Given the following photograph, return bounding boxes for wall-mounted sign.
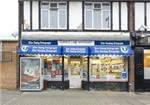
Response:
[95,41,130,45]
[63,46,89,55]
[90,45,132,56]
[18,45,61,55]
[21,40,58,45]
[58,41,94,46]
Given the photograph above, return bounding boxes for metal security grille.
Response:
[2,51,12,62]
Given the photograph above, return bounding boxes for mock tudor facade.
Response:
[17,0,150,91]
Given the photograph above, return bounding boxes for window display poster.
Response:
[90,57,128,81]
[44,58,62,81]
[20,57,42,91]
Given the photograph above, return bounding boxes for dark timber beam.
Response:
[19,0,150,2]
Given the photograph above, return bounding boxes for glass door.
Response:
[69,57,82,88]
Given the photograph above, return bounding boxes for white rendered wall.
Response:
[113,2,119,30]
[135,3,144,30]
[32,1,39,30]
[0,0,18,36]
[147,3,150,31]
[121,2,128,30]
[24,1,30,30]
[69,2,82,30]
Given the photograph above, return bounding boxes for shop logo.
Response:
[21,45,29,52]
[120,46,129,53]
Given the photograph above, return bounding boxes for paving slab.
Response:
[0,89,150,105]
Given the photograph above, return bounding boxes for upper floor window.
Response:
[84,2,110,30]
[41,2,67,29]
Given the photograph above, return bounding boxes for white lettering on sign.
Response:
[32,46,57,53]
[66,47,86,53]
[58,41,94,46]
[100,42,124,45]
[28,41,52,45]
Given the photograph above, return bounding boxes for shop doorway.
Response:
[69,57,82,88]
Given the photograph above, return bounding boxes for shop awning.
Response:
[63,46,89,56]
[18,45,62,55]
[90,46,132,56]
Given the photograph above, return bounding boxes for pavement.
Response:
[0,89,150,105]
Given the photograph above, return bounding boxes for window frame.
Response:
[84,2,111,30]
[41,2,67,30]
[89,56,128,82]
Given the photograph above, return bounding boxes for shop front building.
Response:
[18,0,133,91]
[18,36,132,91]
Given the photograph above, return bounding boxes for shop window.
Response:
[41,2,67,29]
[84,2,110,30]
[90,57,128,81]
[2,51,12,62]
[144,50,150,79]
[44,57,62,81]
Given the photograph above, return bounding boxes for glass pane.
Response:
[59,3,67,9]
[50,3,57,8]
[103,11,110,28]
[81,57,88,81]
[41,2,49,9]
[94,3,101,9]
[85,11,92,28]
[44,57,62,81]
[90,57,128,81]
[85,3,92,9]
[93,9,101,29]
[144,50,150,79]
[50,9,58,28]
[64,57,69,80]
[41,10,49,28]
[102,3,110,10]
[59,10,66,28]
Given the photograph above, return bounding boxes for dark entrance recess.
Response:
[134,47,144,91]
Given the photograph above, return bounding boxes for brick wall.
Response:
[0,41,18,89]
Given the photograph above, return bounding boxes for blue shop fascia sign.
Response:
[18,45,61,55]
[90,45,132,55]
[92,40,131,55]
[22,40,130,46]
[95,40,130,45]
[21,40,58,45]
[19,40,131,55]
[19,40,60,55]
[63,46,89,55]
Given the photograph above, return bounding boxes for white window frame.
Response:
[41,2,67,29]
[84,2,111,30]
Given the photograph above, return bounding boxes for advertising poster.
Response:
[20,57,42,91]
